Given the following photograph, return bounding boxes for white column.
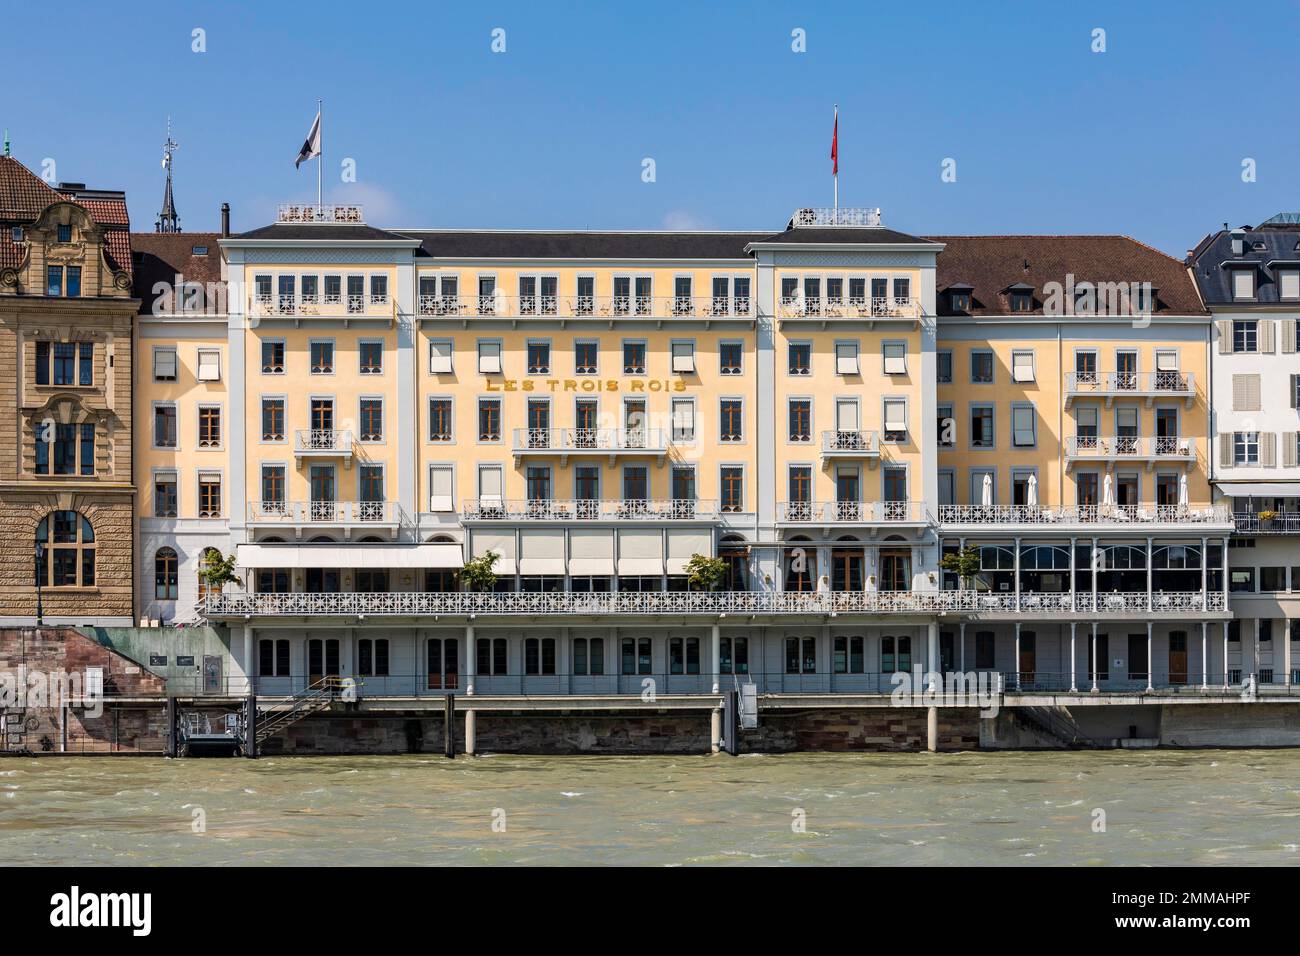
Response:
[1145,536,1153,612]
[1146,621,1153,692]
[1286,620,1294,688]
[1069,536,1077,611]
[1200,536,1208,604]
[959,622,966,672]
[1253,617,1261,684]
[1069,622,1077,692]
[1013,536,1021,613]
[1014,622,1021,690]
[1091,536,1098,611]
[243,626,254,697]
[927,621,939,691]
[465,624,475,695]
[710,623,721,694]
[1090,622,1099,693]
[1201,622,1208,691]
[1222,621,1230,689]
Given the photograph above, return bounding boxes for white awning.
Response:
[518,558,566,575]
[237,543,463,570]
[568,557,614,576]
[1214,481,1300,497]
[665,556,693,575]
[617,558,664,576]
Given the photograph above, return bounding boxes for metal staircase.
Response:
[1013,706,1104,749]
[254,676,347,747]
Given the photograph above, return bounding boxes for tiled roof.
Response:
[404,230,768,260]
[131,232,224,310]
[235,222,413,242]
[747,226,937,246]
[0,232,24,271]
[928,235,1207,317]
[0,156,65,220]
[67,196,130,226]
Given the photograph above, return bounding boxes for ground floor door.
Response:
[202,655,222,694]
[1169,631,1188,685]
[1019,631,1036,686]
[427,638,459,690]
[308,638,340,687]
[1128,633,1148,683]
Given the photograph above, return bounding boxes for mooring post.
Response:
[465,708,476,756]
[165,697,178,758]
[926,706,938,753]
[710,707,721,754]
[444,693,455,758]
[244,693,258,759]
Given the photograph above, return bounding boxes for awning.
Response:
[518,558,566,575]
[665,556,695,575]
[1214,481,1300,497]
[567,558,614,576]
[617,558,664,576]
[237,543,463,570]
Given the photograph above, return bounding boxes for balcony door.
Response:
[310,466,336,522]
[307,638,340,687]
[1127,633,1148,683]
[528,400,550,448]
[1019,631,1036,685]
[624,400,646,447]
[879,549,911,592]
[575,399,598,448]
[835,399,859,441]
[1169,630,1188,685]
[311,398,334,433]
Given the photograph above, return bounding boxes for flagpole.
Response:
[317,98,323,211]
[833,104,838,223]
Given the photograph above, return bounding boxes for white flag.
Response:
[295,110,321,169]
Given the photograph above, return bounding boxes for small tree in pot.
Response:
[197,551,242,595]
[460,550,500,592]
[684,553,729,592]
[940,546,982,590]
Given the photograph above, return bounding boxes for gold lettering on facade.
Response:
[483,377,691,392]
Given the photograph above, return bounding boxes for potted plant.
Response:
[940,546,982,590]
[197,551,242,596]
[1258,509,1279,531]
[460,551,500,593]
[684,553,728,592]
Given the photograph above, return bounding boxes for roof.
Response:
[233,222,413,242]
[746,226,938,247]
[0,156,65,219]
[1188,223,1300,305]
[928,235,1206,317]
[131,232,224,309]
[404,230,768,260]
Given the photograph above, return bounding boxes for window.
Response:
[720,342,743,375]
[527,341,550,374]
[36,421,96,477]
[1260,567,1286,592]
[1232,269,1255,300]
[46,265,62,296]
[834,636,865,674]
[948,291,970,313]
[971,350,994,383]
[1234,431,1260,466]
[428,398,453,442]
[835,341,859,375]
[429,340,453,373]
[347,275,365,312]
[623,341,646,374]
[359,341,383,375]
[198,473,222,518]
[671,341,695,373]
[975,632,995,669]
[1009,289,1033,312]
[35,510,94,588]
[1012,405,1036,447]
[56,223,72,243]
[622,465,647,502]
[478,399,501,441]
[260,465,285,507]
[671,398,695,443]
[721,467,744,512]
[621,637,653,675]
[261,398,285,441]
[784,637,816,674]
[937,350,952,383]
[883,342,906,375]
[573,637,605,676]
[575,340,599,375]
[154,473,178,517]
[368,275,388,304]
[65,265,82,297]
[937,404,954,449]
[1233,320,1258,353]
[153,548,179,600]
[310,340,334,374]
[153,347,178,382]
[261,340,285,374]
[971,405,994,448]
[788,342,811,376]
[477,341,501,374]
[359,398,383,442]
[883,398,907,442]
[525,637,557,676]
[153,404,178,448]
[720,400,743,442]
[35,341,91,386]
[1280,270,1300,301]
[198,405,221,448]
[788,399,811,442]
[197,349,221,382]
[1011,350,1035,383]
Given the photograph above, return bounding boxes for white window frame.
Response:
[671,340,696,374]
[882,341,907,375]
[1011,403,1037,448]
[153,346,178,382]
[1011,350,1035,383]
[429,339,454,374]
[835,340,860,376]
[882,397,908,442]
[478,340,503,375]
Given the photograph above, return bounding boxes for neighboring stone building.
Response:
[0,155,137,625]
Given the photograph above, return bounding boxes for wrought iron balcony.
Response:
[253,293,393,321]
[1233,511,1300,534]
[778,500,928,524]
[778,296,922,320]
[293,429,354,466]
[1064,435,1195,466]
[938,504,1234,530]
[511,427,670,465]
[1064,371,1196,407]
[463,498,718,521]
[276,203,365,224]
[416,294,753,320]
[247,500,401,537]
[820,430,881,458]
[791,207,882,227]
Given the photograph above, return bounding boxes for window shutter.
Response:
[671,342,695,373]
[1285,434,1299,469]
[884,344,906,375]
[430,340,453,373]
[884,399,906,434]
[1011,352,1035,382]
[478,342,501,374]
[1233,373,1261,411]
[1217,320,1232,353]
[1260,319,1276,354]
[154,349,177,380]
[1292,374,1299,409]
[672,400,694,439]
[1283,320,1297,355]
[1155,350,1177,372]
[836,401,859,432]
[478,466,502,503]
[1261,431,1277,468]
[430,466,453,512]
[1219,433,1234,469]
[835,344,859,375]
[197,350,220,381]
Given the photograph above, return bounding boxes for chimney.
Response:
[220,202,230,238]
[1230,228,1245,257]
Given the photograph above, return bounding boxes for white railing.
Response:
[417,294,753,319]
[276,203,364,224]
[1065,371,1195,394]
[778,296,921,319]
[253,294,391,320]
[512,427,670,453]
[778,500,928,523]
[203,588,1226,619]
[791,207,882,227]
[960,591,1225,614]
[821,430,881,455]
[294,429,353,454]
[248,500,399,525]
[464,499,718,521]
[938,504,1233,526]
[1065,436,1195,460]
[1233,512,1300,534]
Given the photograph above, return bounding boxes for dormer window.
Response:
[1279,270,1300,301]
[1232,268,1256,301]
[57,224,71,243]
[192,245,208,256]
[10,227,23,242]
[950,292,969,312]
[1009,290,1033,312]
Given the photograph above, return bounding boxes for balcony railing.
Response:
[248,500,400,527]
[820,430,881,456]
[464,498,718,521]
[791,207,882,227]
[1064,436,1195,462]
[417,294,754,320]
[939,504,1234,527]
[1233,512,1300,534]
[778,296,922,319]
[203,588,1226,620]
[293,429,353,458]
[276,203,365,224]
[511,427,670,456]
[778,500,928,523]
[1065,371,1195,398]
[253,293,393,320]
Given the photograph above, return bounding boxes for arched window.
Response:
[196,547,221,601]
[784,537,816,592]
[35,510,95,587]
[155,547,179,600]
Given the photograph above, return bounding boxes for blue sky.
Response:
[3,0,1298,254]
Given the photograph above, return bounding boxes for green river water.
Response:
[1,750,1298,865]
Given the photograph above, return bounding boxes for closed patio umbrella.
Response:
[1027,473,1038,507]
[981,473,993,506]
[1178,472,1189,508]
[1103,473,1114,507]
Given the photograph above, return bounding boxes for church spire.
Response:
[156,118,180,233]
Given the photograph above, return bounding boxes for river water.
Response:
[2,750,1298,866]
